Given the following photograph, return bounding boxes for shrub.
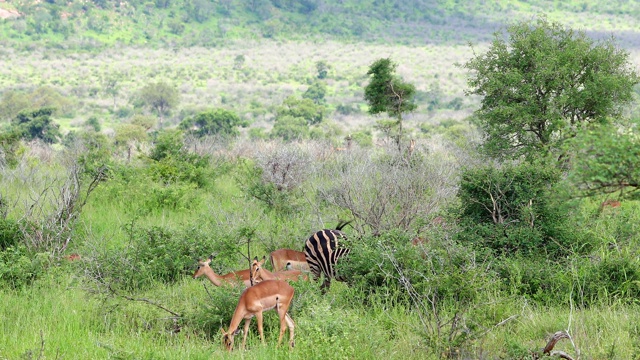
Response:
[456,161,585,258]
[0,219,22,251]
[0,245,49,289]
[86,225,215,291]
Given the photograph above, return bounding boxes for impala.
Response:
[192,255,254,287]
[251,257,309,283]
[221,279,295,351]
[269,249,310,272]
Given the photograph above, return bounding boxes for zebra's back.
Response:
[304,229,349,286]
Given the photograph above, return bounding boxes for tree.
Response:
[115,123,148,162]
[0,91,31,122]
[364,58,417,152]
[568,122,640,198]
[179,108,244,138]
[276,96,324,125]
[138,81,179,128]
[103,72,122,111]
[316,60,329,79]
[11,107,61,144]
[302,81,327,104]
[463,17,639,162]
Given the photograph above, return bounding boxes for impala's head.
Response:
[250,256,266,283]
[220,327,240,351]
[193,256,213,279]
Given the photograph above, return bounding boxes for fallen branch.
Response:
[542,331,575,360]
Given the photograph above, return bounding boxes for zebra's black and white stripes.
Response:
[303,222,350,289]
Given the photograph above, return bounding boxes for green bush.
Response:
[456,162,585,258]
[0,245,49,289]
[185,283,243,340]
[0,218,22,250]
[88,225,215,291]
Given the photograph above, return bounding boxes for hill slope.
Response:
[2,0,640,48]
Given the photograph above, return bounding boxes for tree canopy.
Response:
[179,108,244,138]
[364,58,417,150]
[11,107,61,144]
[137,81,180,127]
[463,17,639,162]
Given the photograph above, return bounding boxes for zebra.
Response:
[303,220,351,289]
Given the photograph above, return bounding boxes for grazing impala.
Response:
[192,255,253,287]
[269,249,310,272]
[251,257,309,283]
[221,280,295,351]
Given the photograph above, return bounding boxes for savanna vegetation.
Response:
[2,1,640,359]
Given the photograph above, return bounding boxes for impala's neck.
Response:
[227,302,249,334]
[258,267,277,281]
[202,267,224,286]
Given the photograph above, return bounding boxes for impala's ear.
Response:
[253,256,259,261]
[233,328,242,335]
[260,255,266,264]
[220,327,227,335]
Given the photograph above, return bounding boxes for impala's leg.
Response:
[283,313,295,348]
[255,310,265,344]
[241,318,251,350]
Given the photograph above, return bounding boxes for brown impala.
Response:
[192,255,253,287]
[221,280,295,351]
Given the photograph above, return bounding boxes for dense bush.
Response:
[0,218,22,250]
[86,224,215,291]
[0,245,49,289]
[456,161,585,258]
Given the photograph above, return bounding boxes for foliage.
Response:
[270,115,310,141]
[463,16,639,162]
[568,121,640,198]
[456,161,584,258]
[302,80,327,104]
[0,245,49,289]
[86,224,214,291]
[0,218,22,251]
[147,130,212,187]
[0,130,21,167]
[235,147,310,215]
[275,95,325,125]
[364,58,417,150]
[317,146,457,236]
[0,90,31,122]
[65,130,114,178]
[179,108,245,138]
[135,81,180,126]
[11,107,62,144]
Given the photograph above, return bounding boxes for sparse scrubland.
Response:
[2,1,640,359]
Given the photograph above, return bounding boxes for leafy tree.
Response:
[115,123,148,161]
[0,130,21,167]
[102,72,122,111]
[463,17,639,162]
[29,86,74,117]
[137,81,179,128]
[85,116,101,132]
[271,115,309,141]
[233,54,246,70]
[364,58,417,151]
[11,107,61,144]
[316,60,330,79]
[568,122,640,198]
[456,161,581,258]
[131,114,156,131]
[302,81,327,104]
[0,91,31,122]
[276,96,324,125]
[179,108,244,138]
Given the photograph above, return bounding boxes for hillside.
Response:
[2,0,640,48]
